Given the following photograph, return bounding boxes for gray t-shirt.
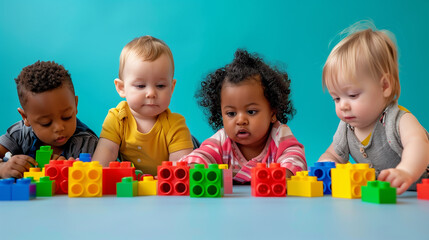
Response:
[333,102,429,190]
[0,118,98,159]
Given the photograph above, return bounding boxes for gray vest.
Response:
[333,102,428,190]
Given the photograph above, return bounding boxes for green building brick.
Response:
[117,177,138,197]
[36,176,55,197]
[361,180,396,204]
[190,164,223,198]
[36,146,53,168]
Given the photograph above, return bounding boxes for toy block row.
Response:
[251,163,286,197]
[0,178,36,201]
[156,161,225,197]
[116,176,158,197]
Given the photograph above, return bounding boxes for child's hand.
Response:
[378,168,413,195]
[0,155,37,178]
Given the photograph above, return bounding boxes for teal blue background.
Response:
[1,0,428,166]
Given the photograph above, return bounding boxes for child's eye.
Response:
[333,97,340,103]
[136,85,145,89]
[247,110,257,115]
[349,94,359,99]
[156,84,166,89]
[62,116,72,121]
[226,112,236,117]
[40,122,52,127]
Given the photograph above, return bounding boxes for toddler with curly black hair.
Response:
[0,61,98,179]
[179,49,306,182]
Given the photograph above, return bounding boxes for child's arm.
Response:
[0,144,37,179]
[318,143,346,163]
[169,148,193,162]
[378,113,429,195]
[91,138,120,167]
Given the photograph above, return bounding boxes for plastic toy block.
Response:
[309,162,335,194]
[190,164,223,198]
[0,178,14,201]
[102,161,136,195]
[135,170,144,181]
[45,160,76,194]
[12,178,36,200]
[78,153,91,162]
[417,179,429,200]
[157,161,190,196]
[24,167,45,181]
[36,176,56,197]
[361,181,396,204]
[251,163,286,197]
[219,164,232,194]
[287,171,323,197]
[68,161,103,197]
[331,163,375,199]
[117,177,138,197]
[138,176,158,196]
[36,146,53,168]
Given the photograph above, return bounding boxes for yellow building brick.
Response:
[287,171,323,197]
[68,161,102,197]
[331,163,375,199]
[138,176,158,196]
[24,168,45,181]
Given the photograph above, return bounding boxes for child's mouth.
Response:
[236,130,250,138]
[55,136,67,143]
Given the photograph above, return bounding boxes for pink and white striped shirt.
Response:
[179,122,306,183]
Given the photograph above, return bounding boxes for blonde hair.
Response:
[119,36,174,79]
[322,20,400,105]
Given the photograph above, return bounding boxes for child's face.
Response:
[18,85,78,148]
[220,79,276,150]
[118,53,176,119]
[328,74,389,131]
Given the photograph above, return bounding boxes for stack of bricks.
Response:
[157,161,190,196]
[68,161,103,197]
[331,163,375,199]
[251,163,286,197]
[102,162,136,195]
[190,164,223,198]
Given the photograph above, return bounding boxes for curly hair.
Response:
[15,61,75,107]
[196,49,295,130]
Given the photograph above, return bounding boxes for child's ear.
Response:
[171,79,177,94]
[380,73,392,98]
[114,78,126,98]
[17,108,31,126]
[271,112,277,123]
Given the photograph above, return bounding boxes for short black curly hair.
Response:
[15,61,75,108]
[196,49,295,130]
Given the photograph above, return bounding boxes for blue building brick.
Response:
[309,162,336,194]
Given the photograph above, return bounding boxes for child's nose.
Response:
[145,87,156,98]
[53,122,65,133]
[236,113,248,125]
[339,100,350,111]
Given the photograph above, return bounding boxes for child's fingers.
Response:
[8,169,24,179]
[396,182,409,195]
[377,169,390,181]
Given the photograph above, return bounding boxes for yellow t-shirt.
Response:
[100,101,194,176]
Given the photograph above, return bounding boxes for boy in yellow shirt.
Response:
[92,36,194,176]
